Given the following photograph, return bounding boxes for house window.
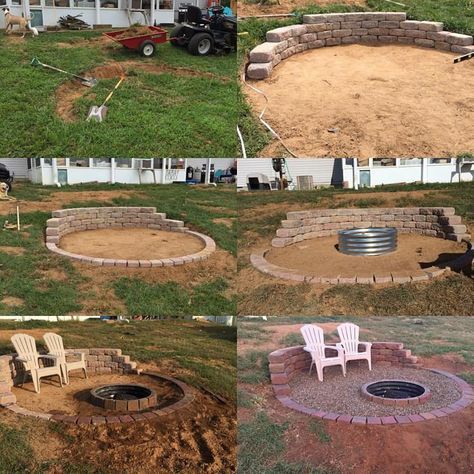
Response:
[45,0,69,6]
[372,158,396,167]
[170,159,185,169]
[160,0,173,9]
[92,158,111,168]
[35,158,41,167]
[70,158,89,167]
[27,159,32,170]
[43,159,53,167]
[73,0,95,6]
[0,0,7,5]
[56,158,67,167]
[429,158,452,164]
[10,0,21,5]
[115,159,133,168]
[400,159,422,166]
[101,0,118,8]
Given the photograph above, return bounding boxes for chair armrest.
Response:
[67,351,85,362]
[324,345,344,357]
[359,342,372,352]
[40,354,60,365]
[15,356,29,364]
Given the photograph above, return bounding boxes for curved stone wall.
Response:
[45,207,216,267]
[250,207,473,284]
[247,12,474,79]
[268,343,474,425]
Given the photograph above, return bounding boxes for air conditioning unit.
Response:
[138,159,154,170]
[297,175,314,191]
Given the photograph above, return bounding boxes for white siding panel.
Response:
[0,158,29,179]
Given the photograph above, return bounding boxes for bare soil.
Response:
[0,246,26,255]
[1,296,25,306]
[239,0,364,17]
[59,228,205,260]
[114,26,156,39]
[12,372,182,416]
[246,44,474,158]
[265,234,466,277]
[0,189,141,214]
[56,61,227,122]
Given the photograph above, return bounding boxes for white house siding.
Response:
[0,0,209,29]
[236,159,341,189]
[0,159,29,179]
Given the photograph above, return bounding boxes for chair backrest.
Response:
[11,334,40,370]
[43,332,66,362]
[300,324,326,359]
[337,323,360,354]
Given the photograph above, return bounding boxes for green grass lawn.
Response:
[237,182,474,316]
[238,0,474,157]
[237,316,474,473]
[0,319,236,473]
[0,30,237,158]
[0,182,236,317]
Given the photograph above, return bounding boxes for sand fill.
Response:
[265,234,465,277]
[12,372,182,416]
[59,227,204,260]
[247,44,474,158]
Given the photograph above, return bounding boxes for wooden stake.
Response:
[16,206,20,231]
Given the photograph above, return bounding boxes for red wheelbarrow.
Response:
[103,26,168,57]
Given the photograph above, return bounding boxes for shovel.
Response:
[86,76,125,123]
[31,57,98,87]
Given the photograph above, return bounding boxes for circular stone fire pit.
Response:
[90,384,157,412]
[45,207,216,267]
[361,380,431,406]
[339,228,397,256]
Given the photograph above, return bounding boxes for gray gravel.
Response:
[289,364,462,416]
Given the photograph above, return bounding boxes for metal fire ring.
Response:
[338,227,397,256]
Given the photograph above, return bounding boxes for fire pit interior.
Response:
[361,380,431,406]
[338,228,398,256]
[90,384,157,412]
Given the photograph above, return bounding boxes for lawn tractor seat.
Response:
[0,163,14,192]
[186,5,209,26]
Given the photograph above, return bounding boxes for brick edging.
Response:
[250,207,472,285]
[247,12,474,79]
[268,344,474,425]
[45,207,216,267]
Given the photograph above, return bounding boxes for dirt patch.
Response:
[213,217,235,228]
[38,267,69,281]
[0,190,141,215]
[247,44,474,158]
[55,60,227,122]
[115,26,156,39]
[59,228,205,260]
[12,372,182,416]
[0,246,25,255]
[0,328,61,341]
[1,296,25,307]
[265,234,466,277]
[239,0,365,17]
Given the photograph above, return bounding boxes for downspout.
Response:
[150,0,155,26]
[95,0,101,26]
[353,158,359,190]
[161,158,167,184]
[206,158,211,184]
[111,158,116,184]
[52,159,60,187]
[421,158,428,184]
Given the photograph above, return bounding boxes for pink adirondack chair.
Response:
[336,323,372,371]
[300,324,346,382]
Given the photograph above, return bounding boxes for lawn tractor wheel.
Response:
[169,25,188,47]
[188,33,214,56]
[140,40,156,57]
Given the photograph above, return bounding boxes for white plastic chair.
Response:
[11,334,63,394]
[336,323,372,371]
[43,332,87,385]
[300,324,346,382]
